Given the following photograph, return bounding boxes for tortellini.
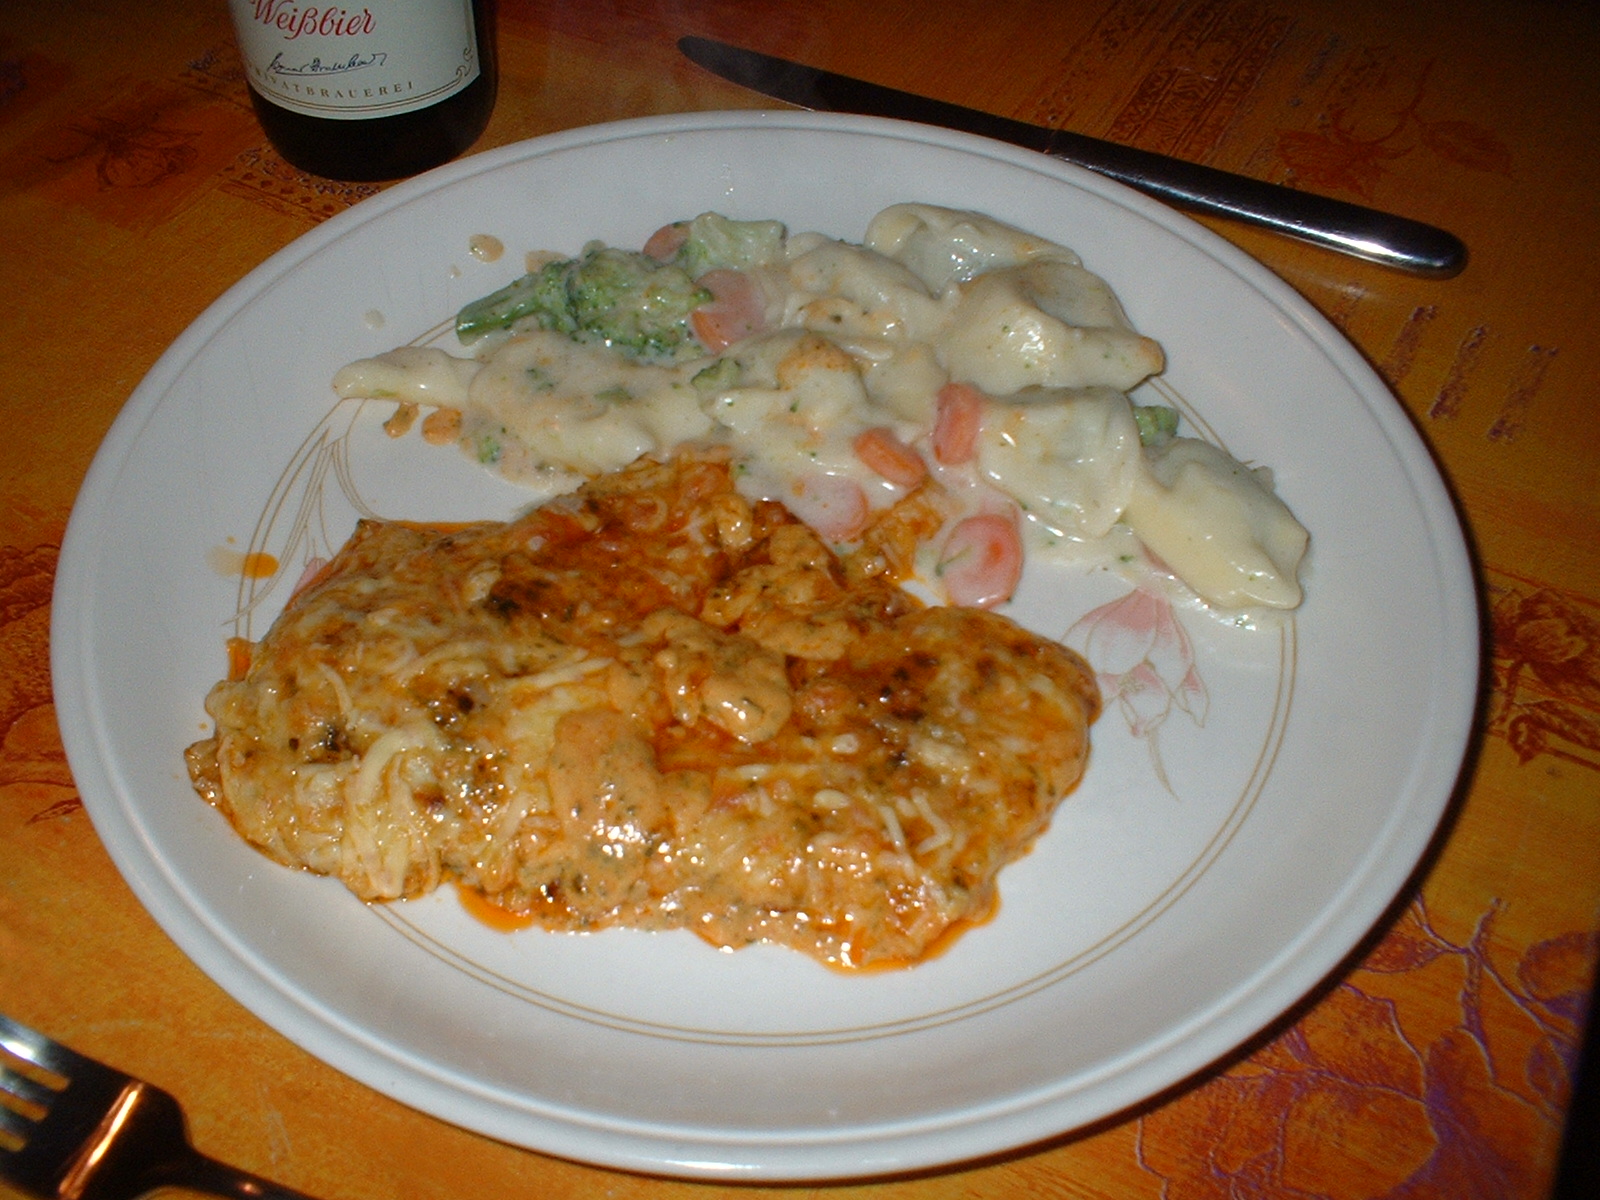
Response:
[1122,438,1309,609]
[702,330,870,444]
[463,331,710,476]
[937,262,1165,394]
[865,202,1079,290]
[332,346,479,407]
[785,240,952,343]
[867,204,1165,394]
[977,387,1144,540]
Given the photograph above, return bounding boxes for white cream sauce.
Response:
[333,204,1309,611]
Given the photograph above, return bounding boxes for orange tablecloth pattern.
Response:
[2,2,1597,1197]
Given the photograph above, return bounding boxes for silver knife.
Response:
[679,36,1466,278]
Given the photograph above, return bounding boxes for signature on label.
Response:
[266,50,388,78]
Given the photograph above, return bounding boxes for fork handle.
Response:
[159,1153,324,1200]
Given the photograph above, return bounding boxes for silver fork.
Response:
[1,1013,321,1200]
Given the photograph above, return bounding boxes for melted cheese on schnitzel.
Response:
[185,452,1099,967]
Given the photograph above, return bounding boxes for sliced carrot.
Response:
[788,472,870,542]
[690,268,766,352]
[933,382,986,465]
[937,513,1023,608]
[853,426,928,488]
[642,221,688,261]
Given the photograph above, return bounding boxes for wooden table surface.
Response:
[3,1,1597,1196]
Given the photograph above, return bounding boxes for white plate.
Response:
[51,112,1478,1180]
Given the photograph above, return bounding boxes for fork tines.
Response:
[0,1016,65,1145]
[1,1013,127,1166]
[2,1013,82,1081]
[1,1014,74,1146]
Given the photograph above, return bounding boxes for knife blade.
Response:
[679,36,1466,278]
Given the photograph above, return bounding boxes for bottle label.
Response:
[229,1,480,121]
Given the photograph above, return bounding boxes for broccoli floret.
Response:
[1133,403,1180,447]
[473,429,503,464]
[566,245,712,359]
[456,242,712,361]
[673,212,787,278]
[690,356,743,392]
[455,258,575,344]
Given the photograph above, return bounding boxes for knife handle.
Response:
[1044,128,1466,278]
